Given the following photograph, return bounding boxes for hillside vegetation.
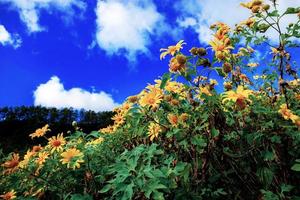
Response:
[1,0,300,199]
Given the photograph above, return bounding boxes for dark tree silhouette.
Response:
[0,106,114,153]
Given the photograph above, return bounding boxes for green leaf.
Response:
[284,7,300,14]
[268,10,279,17]
[191,135,206,147]
[211,128,220,138]
[215,67,226,77]
[291,163,300,171]
[160,73,171,89]
[99,184,112,193]
[69,194,93,200]
[257,167,274,189]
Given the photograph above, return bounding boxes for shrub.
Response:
[1,0,300,199]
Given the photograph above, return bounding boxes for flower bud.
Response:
[128,95,138,103]
[224,82,232,90]
[190,47,198,55]
[170,99,180,106]
[223,62,232,73]
[262,4,270,11]
[176,54,187,65]
[251,5,261,13]
[252,0,263,6]
[197,48,207,56]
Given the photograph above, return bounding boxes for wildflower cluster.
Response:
[1,0,300,199]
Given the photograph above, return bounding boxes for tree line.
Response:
[0,106,114,153]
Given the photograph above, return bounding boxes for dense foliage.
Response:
[1,0,300,199]
[0,106,113,153]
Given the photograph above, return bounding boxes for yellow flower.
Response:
[238,18,256,28]
[278,104,300,127]
[160,40,186,60]
[36,152,49,166]
[24,187,44,198]
[1,153,19,174]
[200,86,212,96]
[209,38,233,61]
[85,137,104,147]
[19,150,35,168]
[139,86,163,109]
[48,133,66,153]
[111,112,125,126]
[222,86,253,109]
[29,124,50,139]
[253,75,260,80]
[289,79,300,86]
[60,148,84,169]
[148,122,162,141]
[247,62,259,67]
[209,79,218,85]
[0,190,16,200]
[278,104,298,121]
[168,56,186,73]
[99,125,116,134]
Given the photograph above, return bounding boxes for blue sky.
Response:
[0,0,299,111]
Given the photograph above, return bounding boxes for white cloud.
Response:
[0,0,86,33]
[33,76,119,112]
[0,25,22,48]
[95,0,165,61]
[176,0,300,44]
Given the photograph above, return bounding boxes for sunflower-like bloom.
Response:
[222,86,253,109]
[238,18,256,28]
[1,153,20,174]
[0,190,16,200]
[60,148,84,169]
[48,133,66,153]
[160,40,186,60]
[19,150,35,168]
[148,122,162,141]
[99,125,116,134]
[168,114,179,127]
[240,0,266,13]
[278,104,300,127]
[29,124,50,139]
[85,137,104,147]
[32,145,43,153]
[139,85,163,109]
[200,86,212,96]
[111,112,125,126]
[209,38,233,61]
[35,152,49,168]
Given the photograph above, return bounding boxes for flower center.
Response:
[52,140,61,147]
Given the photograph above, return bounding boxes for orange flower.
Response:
[32,145,43,153]
[29,124,50,139]
[48,133,66,153]
[2,153,20,174]
[168,114,179,127]
[160,40,186,60]
[0,190,16,200]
